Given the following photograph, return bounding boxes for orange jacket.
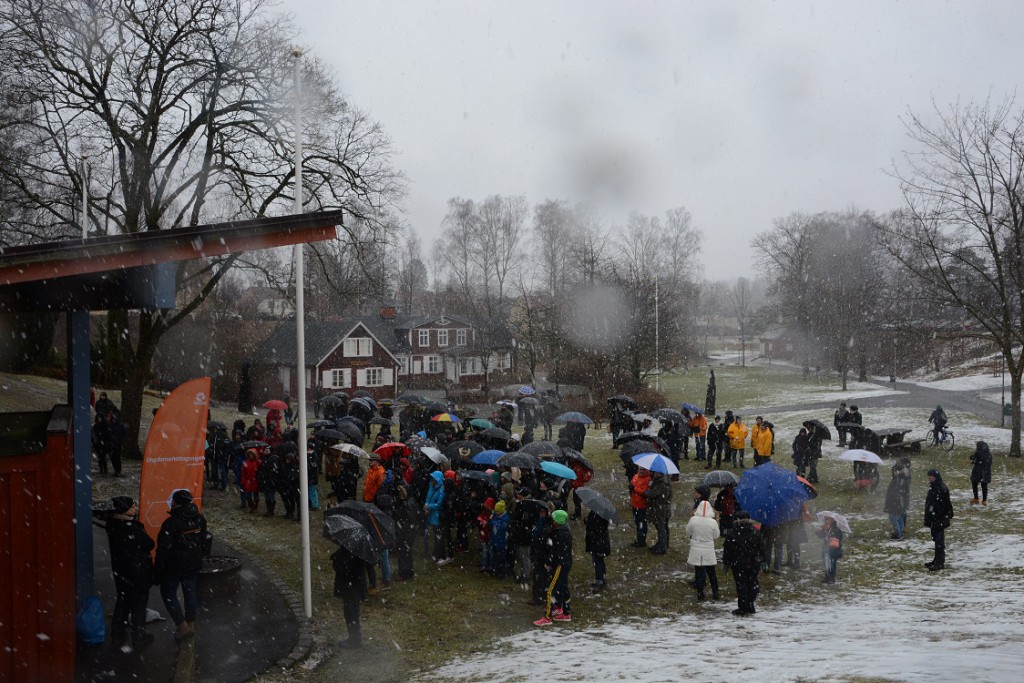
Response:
[630,471,652,510]
[727,422,749,450]
[363,462,385,502]
[751,424,773,456]
[690,414,709,438]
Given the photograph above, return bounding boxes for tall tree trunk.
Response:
[119,314,162,461]
[1011,366,1021,457]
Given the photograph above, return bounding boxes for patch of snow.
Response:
[740,381,905,410]
[908,374,1008,391]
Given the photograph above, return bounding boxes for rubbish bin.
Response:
[1003,402,1013,417]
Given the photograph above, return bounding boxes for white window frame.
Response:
[427,355,441,373]
[365,367,384,387]
[437,329,449,347]
[343,337,373,357]
[456,328,467,346]
[323,368,351,389]
[397,355,409,375]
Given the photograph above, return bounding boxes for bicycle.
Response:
[926,427,955,452]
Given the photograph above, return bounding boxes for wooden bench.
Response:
[863,427,921,458]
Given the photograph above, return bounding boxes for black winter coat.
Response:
[106,515,154,588]
[583,511,611,556]
[331,547,367,599]
[884,461,911,515]
[722,519,763,571]
[546,523,573,569]
[924,474,954,529]
[258,454,281,493]
[970,443,993,484]
[707,423,726,449]
[509,501,535,547]
[155,503,207,581]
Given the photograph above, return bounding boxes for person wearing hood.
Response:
[924,469,954,571]
[722,511,763,616]
[424,470,447,564]
[647,471,673,555]
[155,489,208,640]
[969,441,993,505]
[331,544,368,649]
[106,496,155,649]
[713,483,738,531]
[686,500,721,601]
[692,484,712,511]
[928,405,948,446]
[884,457,912,539]
[584,508,611,590]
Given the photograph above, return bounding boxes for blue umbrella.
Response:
[518,385,536,396]
[539,460,577,480]
[554,411,593,425]
[631,452,680,475]
[734,462,810,527]
[471,449,506,466]
[680,402,704,415]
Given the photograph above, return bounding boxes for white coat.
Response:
[686,500,721,566]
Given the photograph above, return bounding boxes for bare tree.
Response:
[885,98,1024,456]
[0,0,403,456]
[728,277,753,367]
[396,231,428,314]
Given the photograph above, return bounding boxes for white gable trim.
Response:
[315,321,402,368]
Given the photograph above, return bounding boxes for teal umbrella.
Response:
[540,460,577,480]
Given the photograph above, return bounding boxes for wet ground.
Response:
[76,524,297,683]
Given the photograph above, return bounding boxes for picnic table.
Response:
[861,427,924,458]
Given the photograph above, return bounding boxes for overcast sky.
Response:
[290,1,1022,281]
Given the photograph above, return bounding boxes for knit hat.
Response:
[171,489,193,506]
[494,500,506,514]
[399,457,410,467]
[444,469,456,480]
[927,469,940,477]
[483,497,496,510]
[552,509,568,525]
[111,496,135,514]
[695,484,711,500]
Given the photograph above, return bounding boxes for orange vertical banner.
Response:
[139,377,210,544]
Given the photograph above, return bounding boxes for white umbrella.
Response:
[817,510,853,534]
[331,443,368,459]
[421,446,448,465]
[838,449,883,464]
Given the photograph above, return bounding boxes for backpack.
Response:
[324,449,343,478]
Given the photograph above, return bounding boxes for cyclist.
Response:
[928,405,948,446]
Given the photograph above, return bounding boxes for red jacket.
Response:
[630,471,651,510]
[241,458,261,493]
[363,463,386,502]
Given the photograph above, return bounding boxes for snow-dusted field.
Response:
[740,380,906,411]
[416,373,1024,683]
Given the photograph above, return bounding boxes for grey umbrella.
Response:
[496,452,541,470]
[322,515,377,564]
[576,487,618,524]
[701,470,740,488]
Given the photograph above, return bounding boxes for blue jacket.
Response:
[424,471,445,526]
[488,512,510,551]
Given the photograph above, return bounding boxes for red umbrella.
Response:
[374,442,411,460]
[797,475,818,500]
[263,399,288,411]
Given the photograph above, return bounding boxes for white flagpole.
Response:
[655,277,660,392]
[292,48,312,620]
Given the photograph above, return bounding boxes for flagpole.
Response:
[293,47,312,620]
[655,276,660,392]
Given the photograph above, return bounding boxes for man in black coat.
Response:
[834,402,850,446]
[535,509,573,626]
[706,415,726,470]
[924,469,954,570]
[331,546,368,648]
[106,496,155,649]
[156,489,208,640]
[722,512,764,616]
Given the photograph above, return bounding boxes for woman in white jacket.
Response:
[686,500,721,600]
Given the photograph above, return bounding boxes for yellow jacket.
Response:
[727,422,748,450]
[751,424,773,456]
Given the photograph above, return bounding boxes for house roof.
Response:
[255,317,407,367]
[393,313,472,330]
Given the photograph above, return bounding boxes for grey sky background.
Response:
[290,1,1022,280]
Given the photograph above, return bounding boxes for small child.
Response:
[477,498,496,572]
[818,516,844,584]
[489,500,510,578]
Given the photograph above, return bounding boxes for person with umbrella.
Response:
[424,470,447,564]
[584,505,611,591]
[791,427,811,478]
[722,511,763,616]
[534,509,573,626]
[713,482,739,532]
[924,469,954,571]
[392,480,419,581]
[834,402,850,446]
[884,457,912,540]
[969,441,993,506]
[687,499,721,601]
[726,415,749,469]
[806,424,824,484]
[647,470,673,555]
[629,467,652,548]
[707,415,726,470]
[331,542,369,649]
[509,488,536,585]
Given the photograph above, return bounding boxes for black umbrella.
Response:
[338,415,367,434]
[496,452,541,470]
[607,394,638,407]
[614,432,669,452]
[555,447,593,471]
[331,391,350,400]
[619,438,665,462]
[317,428,345,440]
[308,420,334,429]
[804,419,833,440]
[207,420,228,431]
[324,501,396,551]
[424,402,447,416]
[444,440,485,461]
[651,408,686,425]
[517,396,540,406]
[352,389,373,399]
[322,515,377,564]
[458,469,498,486]
[576,487,618,524]
[241,440,268,450]
[480,427,512,442]
[333,422,364,445]
[369,416,394,427]
[519,440,564,460]
[405,434,437,452]
[352,395,377,411]
[701,470,740,488]
[397,393,427,404]
[320,395,344,406]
